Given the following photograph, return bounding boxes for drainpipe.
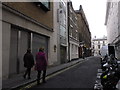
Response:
[67,2,70,62]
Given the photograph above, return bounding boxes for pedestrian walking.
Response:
[35,48,48,85]
[23,49,34,79]
[82,52,85,59]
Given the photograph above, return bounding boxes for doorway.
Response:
[108,45,115,56]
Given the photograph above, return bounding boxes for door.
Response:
[9,28,18,75]
[60,46,66,64]
[108,45,115,56]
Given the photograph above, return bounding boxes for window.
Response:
[70,8,72,13]
[60,25,66,37]
[76,30,78,40]
[40,1,49,8]
[35,0,50,11]
[98,41,100,45]
[103,41,105,46]
[98,45,100,49]
[70,25,73,28]
[99,50,101,55]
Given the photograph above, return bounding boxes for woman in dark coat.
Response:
[35,48,48,85]
[23,49,34,79]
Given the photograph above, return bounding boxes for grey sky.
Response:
[71,0,107,39]
[1,0,107,39]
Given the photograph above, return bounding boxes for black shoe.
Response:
[28,77,31,79]
[37,81,40,85]
[42,81,46,83]
[37,82,40,85]
[23,75,26,79]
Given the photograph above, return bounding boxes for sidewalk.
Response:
[2,58,84,89]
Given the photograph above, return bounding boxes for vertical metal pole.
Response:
[67,2,70,62]
[31,33,33,52]
[0,2,2,89]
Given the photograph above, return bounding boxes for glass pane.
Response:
[60,25,66,37]
[39,0,50,9]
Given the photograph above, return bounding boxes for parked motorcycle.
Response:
[100,54,120,90]
[101,66,119,90]
[101,55,109,71]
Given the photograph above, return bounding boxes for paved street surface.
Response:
[30,56,101,89]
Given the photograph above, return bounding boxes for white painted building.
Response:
[105,1,120,59]
[92,36,107,56]
[53,0,69,64]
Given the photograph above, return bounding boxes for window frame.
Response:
[35,1,50,11]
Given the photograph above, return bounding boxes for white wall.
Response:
[51,2,60,65]
[70,41,79,60]
[116,1,120,59]
[106,2,118,44]
[54,1,69,63]
[106,2,120,59]
[118,2,120,36]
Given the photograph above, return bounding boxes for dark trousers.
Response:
[37,70,46,83]
[24,68,31,78]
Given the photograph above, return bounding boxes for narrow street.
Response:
[1,1,120,90]
[30,56,101,88]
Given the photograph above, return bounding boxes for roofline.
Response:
[75,5,91,34]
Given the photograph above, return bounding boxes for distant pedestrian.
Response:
[82,52,85,59]
[35,48,48,85]
[23,48,34,79]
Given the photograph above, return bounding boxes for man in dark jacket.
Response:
[23,49,34,79]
